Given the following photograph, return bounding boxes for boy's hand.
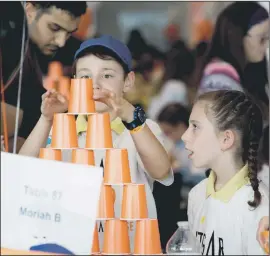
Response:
[41,89,68,121]
[93,88,135,122]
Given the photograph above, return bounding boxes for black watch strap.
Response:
[122,105,146,130]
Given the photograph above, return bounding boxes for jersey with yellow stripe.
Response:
[188,167,269,255]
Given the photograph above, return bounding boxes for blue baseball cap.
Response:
[74,35,132,71]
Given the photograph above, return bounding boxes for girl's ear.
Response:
[220,129,236,151]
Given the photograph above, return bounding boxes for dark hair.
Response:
[198,90,264,209]
[30,1,87,18]
[126,29,148,61]
[134,53,154,75]
[73,46,129,78]
[162,47,195,83]
[203,2,268,77]
[199,2,269,105]
[243,57,269,106]
[157,103,190,127]
[194,41,209,58]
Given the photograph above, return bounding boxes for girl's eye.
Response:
[192,124,198,130]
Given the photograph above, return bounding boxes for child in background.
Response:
[158,103,205,185]
[182,90,269,255]
[147,46,195,120]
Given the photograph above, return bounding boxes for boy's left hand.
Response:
[93,88,135,122]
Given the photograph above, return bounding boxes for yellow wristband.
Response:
[130,124,144,134]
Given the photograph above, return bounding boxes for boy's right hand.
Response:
[41,89,68,121]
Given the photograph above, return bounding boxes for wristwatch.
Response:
[122,105,146,130]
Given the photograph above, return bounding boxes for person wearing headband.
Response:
[197,2,269,123]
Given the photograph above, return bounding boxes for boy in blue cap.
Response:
[19,36,173,246]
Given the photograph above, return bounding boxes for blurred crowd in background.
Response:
[1,1,269,249]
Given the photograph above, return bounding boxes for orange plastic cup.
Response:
[48,61,63,78]
[91,223,100,254]
[58,77,70,100]
[68,78,95,114]
[45,76,70,100]
[134,219,162,255]
[103,219,130,255]
[85,113,113,149]
[51,114,78,149]
[71,149,95,165]
[44,76,56,90]
[97,185,115,220]
[261,231,269,254]
[39,148,62,161]
[103,149,132,185]
[121,184,148,220]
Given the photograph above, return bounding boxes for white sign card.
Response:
[1,152,103,255]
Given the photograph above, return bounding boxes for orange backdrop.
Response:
[72,7,92,40]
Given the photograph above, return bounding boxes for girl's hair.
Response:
[162,46,195,84]
[201,2,268,81]
[157,103,190,127]
[198,90,264,208]
[198,2,269,105]
[194,41,209,59]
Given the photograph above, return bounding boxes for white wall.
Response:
[96,2,188,51]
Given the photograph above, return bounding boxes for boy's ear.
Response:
[123,71,135,93]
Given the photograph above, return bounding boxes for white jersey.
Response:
[188,165,269,255]
[258,164,269,190]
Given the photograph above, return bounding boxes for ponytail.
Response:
[246,110,263,209]
[247,138,261,208]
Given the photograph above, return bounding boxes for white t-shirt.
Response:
[48,119,174,252]
[188,165,269,255]
[258,164,269,190]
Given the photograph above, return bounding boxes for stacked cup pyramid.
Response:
[39,62,163,255]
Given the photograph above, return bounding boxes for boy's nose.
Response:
[92,79,101,90]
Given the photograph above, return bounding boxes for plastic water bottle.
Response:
[166,221,201,255]
[46,128,53,146]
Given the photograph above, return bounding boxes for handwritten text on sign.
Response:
[1,152,103,255]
